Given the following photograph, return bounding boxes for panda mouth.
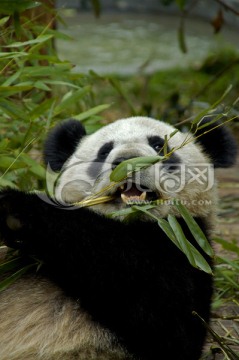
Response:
[116,183,159,205]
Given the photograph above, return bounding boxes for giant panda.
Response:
[0,116,237,360]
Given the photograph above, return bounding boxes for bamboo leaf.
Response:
[110,155,164,182]
[0,85,33,97]
[0,16,10,26]
[29,98,55,120]
[216,256,239,271]
[74,104,111,122]
[174,201,214,257]
[168,215,196,267]
[0,138,9,150]
[108,77,136,115]
[0,178,17,188]
[53,87,90,116]
[0,99,29,120]
[131,205,181,249]
[0,51,28,59]
[214,238,239,255]
[157,218,181,251]
[0,1,40,15]
[6,34,53,48]
[0,264,35,292]
[167,215,212,274]
[0,156,26,170]
[187,242,213,274]
[20,154,46,179]
[0,257,23,273]
[21,63,73,77]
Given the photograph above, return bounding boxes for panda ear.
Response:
[44,119,86,171]
[194,116,237,168]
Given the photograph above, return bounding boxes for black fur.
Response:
[194,116,237,168]
[0,189,212,360]
[88,141,114,178]
[44,119,86,171]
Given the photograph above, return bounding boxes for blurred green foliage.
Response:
[0,1,110,191]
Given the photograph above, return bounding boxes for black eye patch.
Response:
[148,136,165,154]
[148,136,180,171]
[97,141,114,161]
[88,141,114,179]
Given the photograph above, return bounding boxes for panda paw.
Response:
[0,189,31,249]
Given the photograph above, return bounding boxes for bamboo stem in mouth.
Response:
[73,195,115,208]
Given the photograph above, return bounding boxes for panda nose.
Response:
[112,156,136,170]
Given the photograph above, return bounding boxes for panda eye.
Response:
[148,136,165,153]
[97,141,114,160]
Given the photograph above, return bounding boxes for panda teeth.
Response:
[121,191,147,204]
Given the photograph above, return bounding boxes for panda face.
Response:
[54,117,216,219]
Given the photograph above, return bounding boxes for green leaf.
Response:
[187,242,213,274]
[44,80,83,89]
[0,16,10,27]
[0,156,26,170]
[216,256,239,271]
[0,178,17,188]
[0,138,9,150]
[0,85,33,97]
[74,104,111,122]
[6,34,53,48]
[34,81,51,91]
[214,238,239,255]
[21,63,73,78]
[29,98,55,120]
[168,215,212,274]
[0,99,29,120]
[110,155,164,182]
[109,206,137,219]
[0,257,23,273]
[20,154,46,179]
[0,0,40,15]
[108,77,136,115]
[168,215,196,266]
[29,166,46,179]
[0,264,35,292]
[0,51,28,59]
[157,218,181,250]
[2,70,22,86]
[131,205,180,249]
[174,201,214,257]
[53,87,91,116]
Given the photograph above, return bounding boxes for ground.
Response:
[202,156,239,359]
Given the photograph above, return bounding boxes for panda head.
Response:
[44,116,237,219]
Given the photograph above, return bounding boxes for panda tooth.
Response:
[119,185,125,190]
[121,192,147,204]
[121,193,129,203]
[139,192,147,201]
